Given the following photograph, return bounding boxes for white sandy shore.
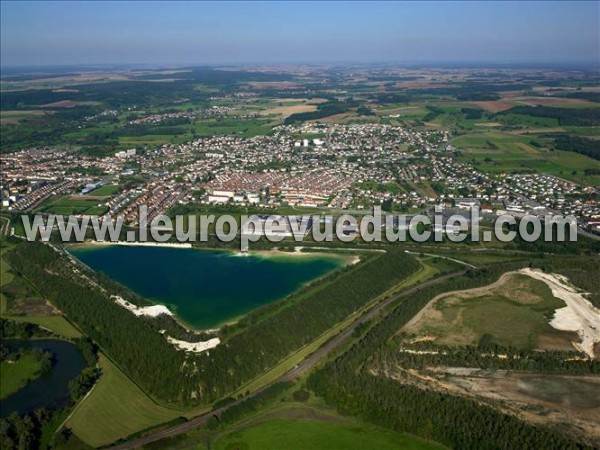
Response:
[247,247,360,265]
[112,295,220,352]
[232,247,361,266]
[88,241,192,249]
[166,336,220,353]
[111,295,173,317]
[519,268,600,358]
[83,242,360,267]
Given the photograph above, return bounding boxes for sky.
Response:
[1,1,599,67]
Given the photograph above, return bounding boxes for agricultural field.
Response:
[213,416,443,450]
[7,315,82,339]
[388,98,600,184]
[118,134,186,146]
[0,110,47,124]
[258,98,319,118]
[65,354,183,448]
[2,61,599,449]
[453,132,600,185]
[191,117,277,138]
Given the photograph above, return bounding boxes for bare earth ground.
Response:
[376,365,600,444]
[260,103,318,117]
[0,110,47,124]
[41,100,82,108]
[312,112,356,124]
[474,122,502,127]
[68,195,110,200]
[520,268,600,358]
[516,143,542,155]
[403,271,517,331]
[6,297,57,316]
[402,270,599,355]
[383,269,600,444]
[469,100,515,112]
[468,95,597,112]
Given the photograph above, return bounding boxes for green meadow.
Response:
[213,418,444,450]
[87,184,120,196]
[0,352,47,399]
[453,132,600,185]
[37,195,108,215]
[66,354,183,447]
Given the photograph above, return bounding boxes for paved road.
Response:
[404,250,477,270]
[0,215,12,236]
[577,228,600,242]
[108,270,466,450]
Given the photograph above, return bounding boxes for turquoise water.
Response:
[69,245,345,329]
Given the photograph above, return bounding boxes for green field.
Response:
[213,418,443,450]
[0,352,46,399]
[37,195,108,215]
[64,252,446,447]
[564,125,600,137]
[453,132,600,185]
[66,354,182,447]
[1,245,14,314]
[7,315,82,338]
[405,273,570,350]
[0,110,46,124]
[119,134,183,146]
[87,184,119,196]
[1,240,83,338]
[192,117,276,137]
[115,117,277,148]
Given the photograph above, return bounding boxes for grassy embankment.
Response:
[0,352,47,399]
[65,253,449,446]
[403,273,571,350]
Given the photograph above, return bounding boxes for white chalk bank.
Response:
[111,295,173,317]
[167,336,221,353]
[111,295,220,353]
[519,268,600,358]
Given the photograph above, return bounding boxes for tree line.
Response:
[6,241,420,406]
[307,261,592,449]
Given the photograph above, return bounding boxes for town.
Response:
[2,2,600,449]
[2,122,599,234]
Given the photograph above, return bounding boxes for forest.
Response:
[552,135,600,160]
[497,105,600,127]
[284,100,359,124]
[6,241,420,406]
[0,319,98,450]
[377,340,599,375]
[306,260,594,449]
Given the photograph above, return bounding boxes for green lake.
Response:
[69,245,347,329]
[1,339,86,418]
